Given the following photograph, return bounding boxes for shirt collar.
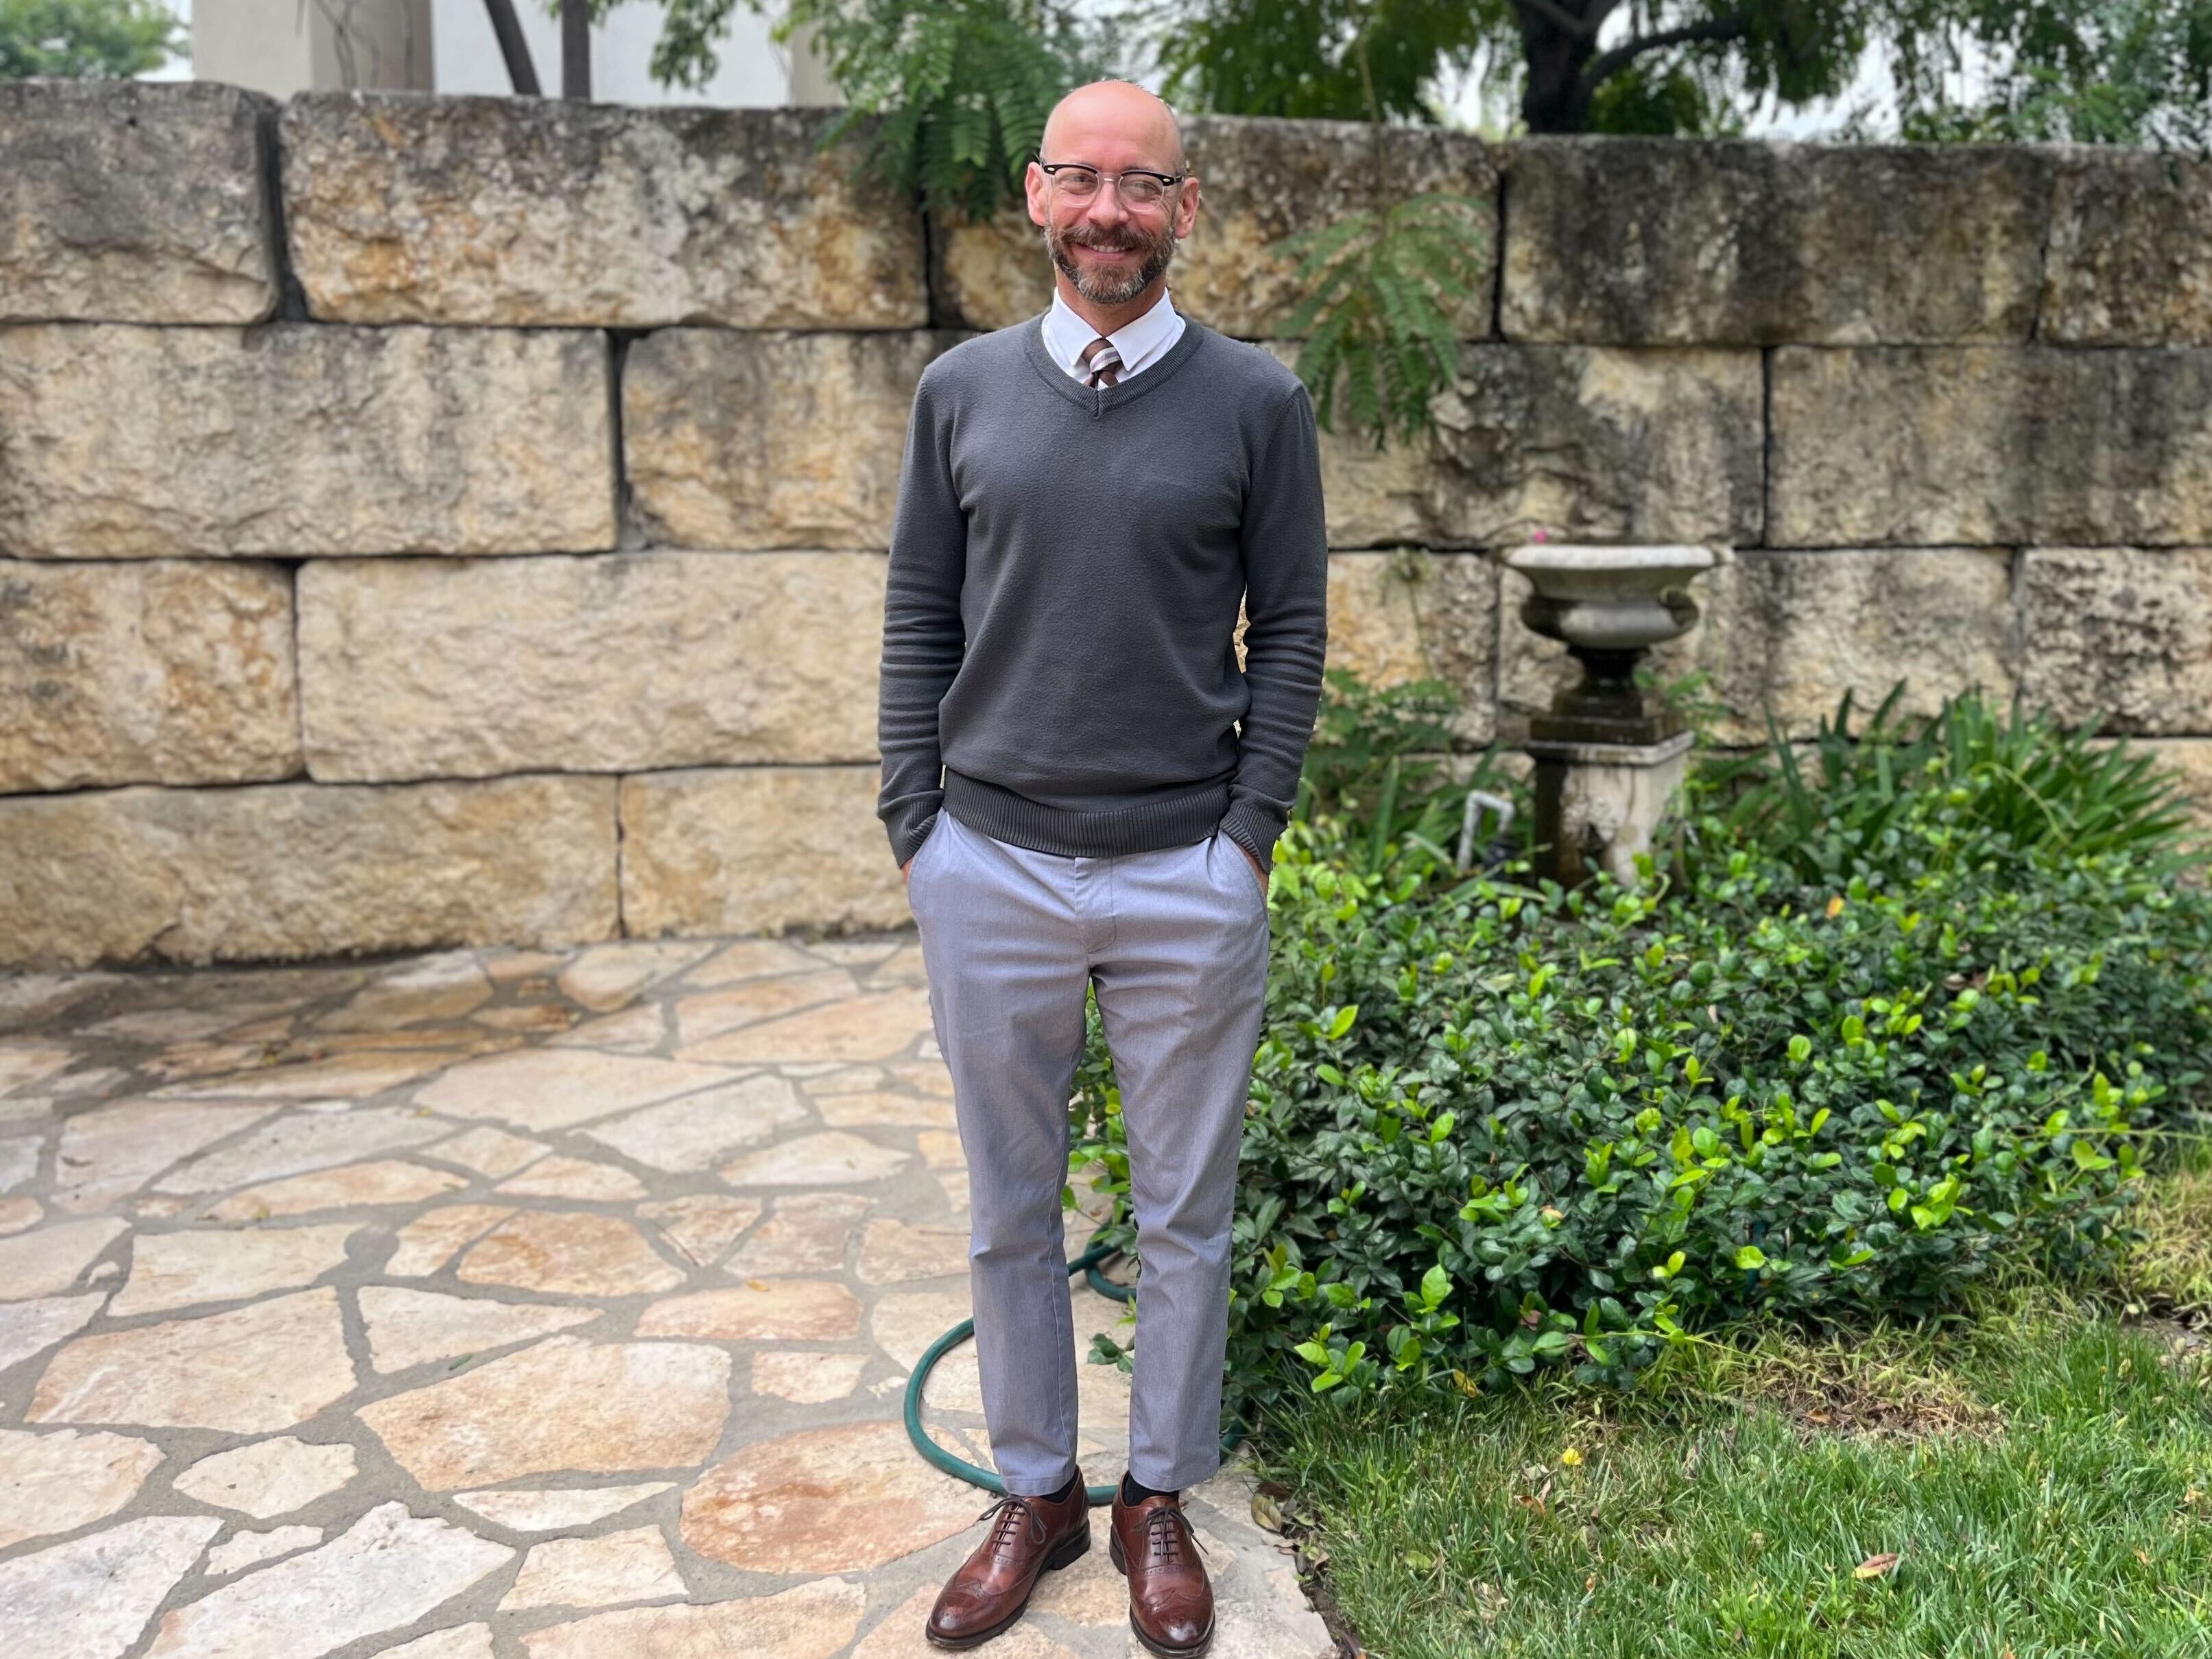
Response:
[1040,285,1183,380]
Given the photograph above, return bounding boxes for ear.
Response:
[1024,159,1051,228]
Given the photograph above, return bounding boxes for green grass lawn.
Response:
[1245,1287,2212,1658]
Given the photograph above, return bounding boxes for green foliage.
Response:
[1295,665,1530,882]
[1885,0,2212,150]
[1688,684,2211,890]
[1272,189,1492,451]
[1142,0,1493,123]
[1066,674,2212,1424]
[711,0,1124,223]
[1,0,177,77]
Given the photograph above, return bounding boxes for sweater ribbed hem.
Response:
[941,767,1226,859]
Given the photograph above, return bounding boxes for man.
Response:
[876,77,1328,1657]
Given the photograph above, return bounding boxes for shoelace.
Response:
[972,1492,1047,1556]
[1140,1501,1211,1565]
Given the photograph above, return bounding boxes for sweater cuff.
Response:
[887,799,942,870]
[1218,798,1282,875]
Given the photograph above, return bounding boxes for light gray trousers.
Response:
[905,806,1271,1495]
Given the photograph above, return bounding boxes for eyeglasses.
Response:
[1034,155,1187,209]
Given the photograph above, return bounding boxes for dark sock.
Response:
[1036,1470,1080,1505]
[1121,1470,1178,1505]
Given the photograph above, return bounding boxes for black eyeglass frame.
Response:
[1031,152,1191,198]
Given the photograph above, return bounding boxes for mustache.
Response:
[1065,228,1156,252]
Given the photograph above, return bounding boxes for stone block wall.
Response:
[3,82,2208,970]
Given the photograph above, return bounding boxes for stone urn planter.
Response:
[1502,542,1733,887]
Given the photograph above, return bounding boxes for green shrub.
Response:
[1066,680,2212,1424]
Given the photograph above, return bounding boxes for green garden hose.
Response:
[903,1237,1250,1506]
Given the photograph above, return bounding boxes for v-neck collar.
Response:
[1021,309,1209,414]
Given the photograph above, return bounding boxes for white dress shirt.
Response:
[1040,284,1185,383]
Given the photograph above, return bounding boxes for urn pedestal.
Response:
[1504,542,1732,889]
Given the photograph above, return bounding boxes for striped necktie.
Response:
[1080,336,1122,388]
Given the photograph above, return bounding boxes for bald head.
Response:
[1040,79,1187,174]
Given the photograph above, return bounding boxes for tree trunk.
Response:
[480,0,539,95]
[1519,9,1601,132]
[562,0,591,100]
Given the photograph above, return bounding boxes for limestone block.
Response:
[624,329,953,550]
[1501,548,2018,747]
[1323,550,1498,745]
[1283,342,1762,548]
[1769,348,2212,547]
[0,81,276,324]
[933,115,1503,337]
[0,775,617,970]
[2042,147,2212,344]
[620,765,910,938]
[2122,739,2212,835]
[281,95,923,328]
[1502,139,2049,344]
[0,324,614,558]
[298,551,884,779]
[2019,547,2212,735]
[1,558,300,792]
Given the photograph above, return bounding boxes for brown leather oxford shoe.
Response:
[1109,1483,1216,1657]
[925,1470,1091,1649]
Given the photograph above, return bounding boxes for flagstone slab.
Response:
[886,1060,956,1097]
[915,1131,966,1170]
[724,1192,870,1275]
[204,1160,468,1221]
[111,1224,359,1316]
[856,1219,973,1287]
[0,1514,221,1659]
[637,1195,761,1268]
[385,1205,517,1276]
[0,1195,40,1232]
[51,1110,278,1212]
[171,1435,358,1518]
[359,1287,600,1373]
[637,1279,862,1341]
[681,1420,980,1574]
[853,1582,1085,1658]
[457,1211,685,1297]
[0,1215,127,1299]
[671,970,859,1045]
[0,1293,104,1374]
[0,1040,75,1094]
[0,1132,40,1191]
[154,1107,449,1195]
[358,1336,730,1490]
[0,1427,165,1549]
[681,938,823,986]
[149,1049,471,1101]
[751,1350,869,1403]
[494,1156,647,1202]
[519,1576,866,1659]
[813,1090,958,1131]
[31,1287,354,1433]
[317,953,495,1031]
[450,1482,673,1533]
[935,1169,971,1215]
[204,1524,322,1575]
[543,1003,667,1052]
[376,1625,493,1659]
[556,942,717,1012]
[679,986,934,1065]
[580,1075,809,1172]
[720,1131,912,1188]
[423,1126,548,1180]
[414,1049,741,1132]
[145,1501,513,1659]
[499,1523,685,1612]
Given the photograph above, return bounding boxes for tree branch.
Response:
[1576,11,1754,99]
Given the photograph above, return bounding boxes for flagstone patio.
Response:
[0,930,1336,1659]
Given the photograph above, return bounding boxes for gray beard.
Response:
[1044,222,1178,307]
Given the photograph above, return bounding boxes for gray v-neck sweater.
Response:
[875,310,1329,872]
